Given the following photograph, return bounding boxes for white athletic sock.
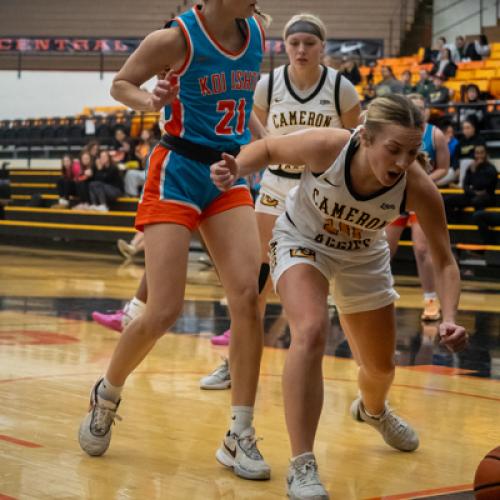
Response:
[98,377,123,403]
[291,451,314,462]
[363,404,384,419]
[230,406,254,435]
[424,292,437,301]
[126,297,146,318]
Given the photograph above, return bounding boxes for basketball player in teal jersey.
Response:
[78,0,272,481]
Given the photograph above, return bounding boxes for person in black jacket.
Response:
[444,144,497,221]
[458,117,486,185]
[430,48,457,80]
[88,150,124,211]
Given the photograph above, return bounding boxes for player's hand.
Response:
[438,322,468,352]
[210,153,240,191]
[148,69,179,112]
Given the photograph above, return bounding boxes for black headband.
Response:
[285,20,324,41]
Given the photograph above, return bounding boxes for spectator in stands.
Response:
[452,35,467,63]
[375,65,403,96]
[365,60,376,85]
[83,139,100,163]
[53,154,81,208]
[413,69,434,99]
[472,210,500,246]
[466,35,491,61]
[122,128,153,197]
[436,122,461,187]
[110,126,136,166]
[459,84,486,129]
[430,48,457,80]
[323,51,342,70]
[88,150,123,211]
[458,117,486,185]
[73,150,95,210]
[444,144,497,221]
[399,70,414,95]
[428,75,451,105]
[361,84,377,107]
[341,55,361,85]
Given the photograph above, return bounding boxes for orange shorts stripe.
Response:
[391,212,418,227]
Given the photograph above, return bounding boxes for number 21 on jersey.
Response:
[215,98,246,135]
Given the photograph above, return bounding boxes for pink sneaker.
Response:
[92,310,125,333]
[210,328,231,346]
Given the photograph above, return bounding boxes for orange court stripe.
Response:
[0,493,17,500]
[0,434,42,448]
[365,483,472,500]
[401,365,477,376]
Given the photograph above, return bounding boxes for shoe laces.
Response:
[237,431,264,461]
[91,400,122,436]
[294,459,322,487]
[210,358,229,378]
[381,407,409,438]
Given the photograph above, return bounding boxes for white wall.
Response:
[433,0,498,43]
[0,70,155,120]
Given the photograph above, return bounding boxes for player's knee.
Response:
[292,319,328,356]
[363,358,395,379]
[142,307,181,339]
[413,243,429,260]
[226,284,259,315]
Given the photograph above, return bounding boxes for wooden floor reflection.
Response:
[0,245,499,500]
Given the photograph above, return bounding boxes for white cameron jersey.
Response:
[285,131,407,255]
[266,65,345,176]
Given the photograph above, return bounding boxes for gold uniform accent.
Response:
[260,194,280,207]
[290,247,316,261]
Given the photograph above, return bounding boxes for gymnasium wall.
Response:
[0,71,156,119]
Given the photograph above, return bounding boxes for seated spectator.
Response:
[123,128,153,196]
[88,151,124,211]
[375,65,403,96]
[110,127,137,168]
[436,122,461,187]
[365,60,376,85]
[53,154,81,208]
[458,117,486,185]
[465,35,491,61]
[340,56,361,85]
[323,51,343,71]
[459,84,487,129]
[361,84,377,107]
[430,48,457,80]
[472,210,500,246]
[444,144,497,221]
[413,69,434,99]
[452,35,467,63]
[83,139,100,163]
[428,75,451,105]
[400,70,414,94]
[72,151,95,210]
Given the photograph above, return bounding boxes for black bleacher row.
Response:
[0,112,137,157]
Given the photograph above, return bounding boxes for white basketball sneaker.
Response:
[215,427,271,480]
[78,379,121,456]
[286,453,329,499]
[200,357,231,390]
[350,396,419,452]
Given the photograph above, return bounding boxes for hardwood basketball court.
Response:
[0,244,499,500]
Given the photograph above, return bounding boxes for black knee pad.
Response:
[258,263,270,294]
